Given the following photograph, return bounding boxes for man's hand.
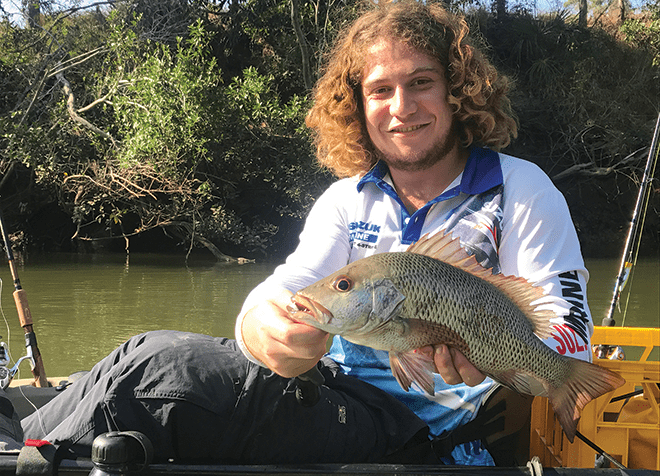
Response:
[241,290,329,378]
[418,344,486,387]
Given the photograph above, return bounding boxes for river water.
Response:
[0,252,657,379]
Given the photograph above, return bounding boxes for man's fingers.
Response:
[449,348,486,387]
[434,344,462,385]
[241,297,328,378]
[415,345,435,360]
[433,345,486,387]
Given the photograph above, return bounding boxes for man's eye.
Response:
[412,78,432,87]
[370,86,391,96]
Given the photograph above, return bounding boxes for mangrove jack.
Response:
[287,231,625,442]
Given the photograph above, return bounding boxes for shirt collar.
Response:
[357,147,503,195]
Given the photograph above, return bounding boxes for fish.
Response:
[287,231,625,442]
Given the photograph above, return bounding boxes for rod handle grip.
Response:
[13,289,33,328]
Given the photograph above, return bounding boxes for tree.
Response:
[22,0,42,27]
[1,2,332,257]
[565,0,634,26]
[579,0,587,26]
[290,0,313,90]
[1,0,658,259]
[495,0,507,17]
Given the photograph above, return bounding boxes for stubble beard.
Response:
[373,123,460,173]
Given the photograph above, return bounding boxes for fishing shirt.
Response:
[236,147,594,465]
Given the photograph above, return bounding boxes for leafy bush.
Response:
[620,15,660,68]
[110,19,219,172]
[0,1,657,258]
[58,17,328,257]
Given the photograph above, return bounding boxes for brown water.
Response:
[0,252,657,379]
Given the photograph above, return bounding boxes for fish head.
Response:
[287,260,406,338]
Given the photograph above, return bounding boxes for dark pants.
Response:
[21,331,428,464]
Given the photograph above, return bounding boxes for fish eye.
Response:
[332,275,353,292]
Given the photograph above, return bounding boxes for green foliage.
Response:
[620,16,660,68]
[478,10,659,173]
[202,66,327,254]
[110,19,219,173]
[0,0,658,258]
[208,0,361,96]
[74,17,327,256]
[0,2,333,257]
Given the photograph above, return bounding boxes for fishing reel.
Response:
[594,344,626,361]
[0,340,10,389]
[0,335,37,390]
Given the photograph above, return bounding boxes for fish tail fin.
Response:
[548,359,625,443]
[390,351,436,395]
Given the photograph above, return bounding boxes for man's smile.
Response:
[390,124,428,133]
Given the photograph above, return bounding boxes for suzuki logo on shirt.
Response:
[349,221,381,249]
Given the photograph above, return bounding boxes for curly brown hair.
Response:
[305,0,518,178]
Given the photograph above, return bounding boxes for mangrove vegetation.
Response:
[0,0,658,260]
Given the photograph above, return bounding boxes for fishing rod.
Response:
[0,205,48,387]
[575,431,627,470]
[598,112,660,359]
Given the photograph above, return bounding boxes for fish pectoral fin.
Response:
[389,351,436,396]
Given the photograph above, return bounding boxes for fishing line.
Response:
[18,384,48,436]
[606,113,660,329]
[0,278,12,346]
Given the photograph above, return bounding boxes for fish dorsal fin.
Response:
[406,229,473,266]
[406,231,555,340]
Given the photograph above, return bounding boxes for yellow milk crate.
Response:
[529,326,660,470]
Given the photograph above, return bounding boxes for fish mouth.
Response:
[287,294,333,326]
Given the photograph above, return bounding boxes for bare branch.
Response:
[290,0,313,91]
[37,1,117,34]
[76,93,113,113]
[168,221,249,262]
[109,171,159,200]
[47,46,108,78]
[57,71,118,147]
[552,147,648,182]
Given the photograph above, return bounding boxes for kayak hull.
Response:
[2,326,657,474]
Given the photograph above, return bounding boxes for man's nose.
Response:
[390,86,416,117]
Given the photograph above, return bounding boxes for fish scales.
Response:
[288,231,625,442]
[355,252,574,389]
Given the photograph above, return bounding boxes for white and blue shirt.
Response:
[238,147,594,465]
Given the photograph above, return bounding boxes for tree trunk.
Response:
[290,0,313,91]
[579,0,588,27]
[618,0,626,24]
[22,0,42,27]
[496,0,506,18]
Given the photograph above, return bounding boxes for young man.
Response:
[17,0,592,466]
[235,0,592,464]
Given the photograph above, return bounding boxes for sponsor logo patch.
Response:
[349,221,380,250]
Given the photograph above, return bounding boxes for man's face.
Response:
[361,39,458,172]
